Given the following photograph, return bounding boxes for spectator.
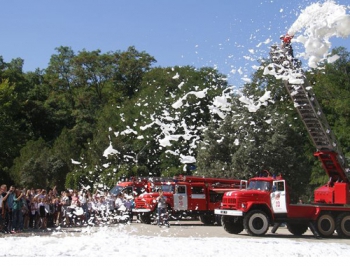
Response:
[30,188,35,197]
[114,193,125,214]
[3,186,15,233]
[12,188,24,233]
[35,189,47,200]
[46,197,54,227]
[19,189,29,231]
[68,190,80,226]
[23,190,32,230]
[124,195,134,222]
[71,190,79,206]
[0,184,7,233]
[105,192,115,222]
[73,201,85,225]
[29,196,38,229]
[95,194,107,224]
[37,198,46,229]
[86,195,96,225]
[156,190,169,227]
[60,191,71,227]
[79,189,88,223]
[53,197,62,226]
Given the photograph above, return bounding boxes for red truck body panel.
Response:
[133,176,242,224]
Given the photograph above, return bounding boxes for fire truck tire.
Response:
[221,216,244,234]
[287,223,308,236]
[335,213,350,238]
[139,213,151,224]
[215,215,222,226]
[243,210,269,236]
[199,215,216,225]
[317,213,335,237]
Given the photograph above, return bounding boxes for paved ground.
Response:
[3,219,350,245]
[119,220,333,242]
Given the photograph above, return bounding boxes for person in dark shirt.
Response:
[2,185,15,233]
[0,184,7,233]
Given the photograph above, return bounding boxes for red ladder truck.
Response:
[214,43,350,238]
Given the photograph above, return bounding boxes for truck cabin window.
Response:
[276,182,285,191]
[175,185,186,194]
[191,186,204,194]
[161,184,174,193]
[209,191,224,203]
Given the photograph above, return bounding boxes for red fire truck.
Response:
[133,175,243,225]
[214,44,350,238]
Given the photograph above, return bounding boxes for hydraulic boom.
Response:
[269,44,350,203]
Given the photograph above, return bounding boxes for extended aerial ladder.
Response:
[269,44,350,204]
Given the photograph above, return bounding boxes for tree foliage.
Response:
[0,46,349,201]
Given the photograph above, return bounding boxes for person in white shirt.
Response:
[78,190,88,224]
[114,193,125,215]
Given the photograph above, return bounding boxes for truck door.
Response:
[173,185,188,210]
[271,180,287,214]
[189,185,206,211]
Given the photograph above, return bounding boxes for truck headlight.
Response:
[241,203,247,209]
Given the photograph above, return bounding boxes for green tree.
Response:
[113,46,156,98]
[307,47,350,186]
[83,65,229,186]
[196,56,313,201]
[0,79,20,184]
[311,47,350,154]
[123,66,228,177]
[45,46,76,108]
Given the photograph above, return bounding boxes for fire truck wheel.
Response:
[336,213,350,238]
[215,215,222,226]
[243,210,269,236]
[139,213,151,224]
[221,216,244,234]
[199,215,216,225]
[287,222,308,236]
[317,213,335,237]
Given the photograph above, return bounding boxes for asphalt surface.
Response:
[3,219,350,245]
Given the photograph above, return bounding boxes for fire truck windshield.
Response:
[247,181,271,191]
[153,184,174,193]
[109,185,144,196]
[109,185,124,195]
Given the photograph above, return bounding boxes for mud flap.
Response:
[271,223,281,233]
[308,221,321,238]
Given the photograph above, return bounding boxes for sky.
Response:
[0,224,350,259]
[1,0,349,89]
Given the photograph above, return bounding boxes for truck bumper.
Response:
[132,209,151,213]
[214,209,243,216]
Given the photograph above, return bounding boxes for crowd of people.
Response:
[0,184,135,234]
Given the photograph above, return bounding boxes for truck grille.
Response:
[135,200,147,209]
[222,198,237,208]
